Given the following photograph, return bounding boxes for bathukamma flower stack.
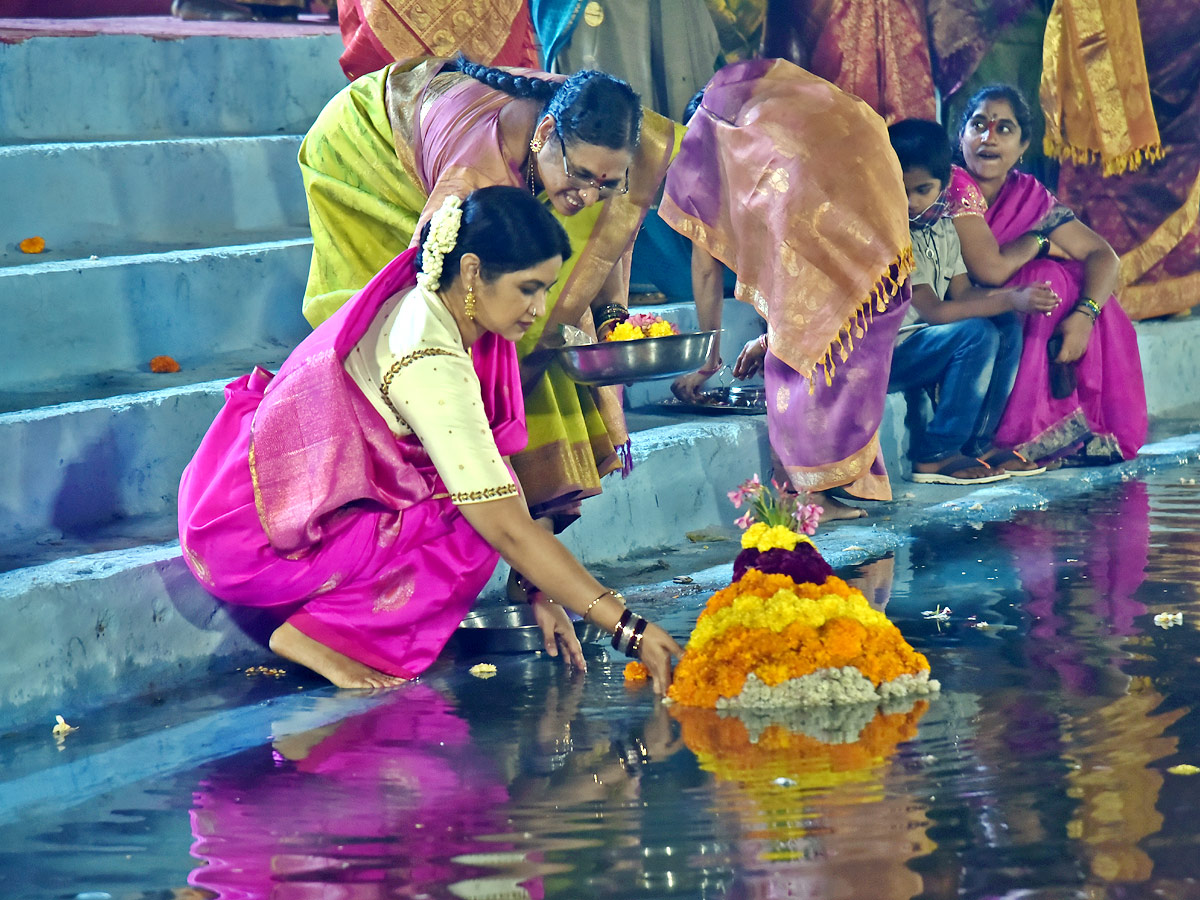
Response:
[664,478,939,710]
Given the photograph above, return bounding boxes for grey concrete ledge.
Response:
[0,239,312,392]
[0,33,345,142]
[0,136,309,266]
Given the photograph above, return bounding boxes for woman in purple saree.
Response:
[660,58,913,520]
[178,187,682,692]
[948,84,1147,465]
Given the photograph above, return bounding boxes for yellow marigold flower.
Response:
[740,522,768,549]
[740,523,804,552]
[646,320,677,337]
[604,321,646,341]
[624,661,649,682]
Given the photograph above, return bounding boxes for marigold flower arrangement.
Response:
[604,312,680,341]
[663,475,939,710]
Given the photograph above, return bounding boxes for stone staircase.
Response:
[0,23,770,730]
[3,22,1197,734]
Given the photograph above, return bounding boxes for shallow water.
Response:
[4,467,1200,899]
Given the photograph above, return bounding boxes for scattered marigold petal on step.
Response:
[149,355,181,373]
[19,236,46,253]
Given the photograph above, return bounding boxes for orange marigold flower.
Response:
[19,236,46,254]
[624,661,649,682]
[149,355,181,373]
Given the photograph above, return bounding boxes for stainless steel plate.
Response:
[557,331,717,386]
[657,384,767,416]
[453,605,608,655]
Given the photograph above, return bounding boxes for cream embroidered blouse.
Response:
[344,285,519,506]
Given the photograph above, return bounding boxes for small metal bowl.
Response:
[452,605,608,656]
[558,331,717,386]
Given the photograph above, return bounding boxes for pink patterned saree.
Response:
[947,166,1147,463]
[178,248,527,678]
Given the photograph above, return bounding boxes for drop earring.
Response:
[529,135,545,154]
[464,285,476,321]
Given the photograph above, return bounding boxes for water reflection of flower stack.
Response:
[665,476,939,710]
[675,700,930,800]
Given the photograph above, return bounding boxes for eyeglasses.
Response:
[560,141,629,198]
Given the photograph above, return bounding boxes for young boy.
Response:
[887,118,1058,484]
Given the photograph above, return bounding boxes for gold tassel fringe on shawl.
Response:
[1040,0,1163,176]
[799,245,914,393]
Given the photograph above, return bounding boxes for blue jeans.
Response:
[887,314,1023,463]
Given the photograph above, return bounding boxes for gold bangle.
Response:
[584,588,624,621]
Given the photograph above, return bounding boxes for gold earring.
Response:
[529,136,545,154]
[464,285,476,320]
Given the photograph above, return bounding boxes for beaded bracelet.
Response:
[1075,296,1102,320]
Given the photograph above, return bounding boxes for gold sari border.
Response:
[1119,271,1200,321]
[782,432,889,500]
[1043,134,1165,177]
[1118,164,1200,288]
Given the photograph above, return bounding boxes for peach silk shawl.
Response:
[659,57,912,386]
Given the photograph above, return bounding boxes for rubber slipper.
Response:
[910,454,1010,485]
[980,448,1047,476]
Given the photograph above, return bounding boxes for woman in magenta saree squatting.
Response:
[948,85,1147,466]
[660,58,913,521]
[178,187,682,692]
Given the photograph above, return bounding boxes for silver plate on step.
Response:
[452,604,607,655]
[658,384,767,415]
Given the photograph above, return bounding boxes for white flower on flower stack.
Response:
[417,194,464,293]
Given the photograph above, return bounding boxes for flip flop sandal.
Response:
[981,448,1047,476]
[910,454,1011,485]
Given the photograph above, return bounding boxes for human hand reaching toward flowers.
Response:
[637,623,684,695]
[530,594,587,670]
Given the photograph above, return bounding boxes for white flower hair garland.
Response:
[417,194,464,292]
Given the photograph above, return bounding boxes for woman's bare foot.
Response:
[268,622,406,689]
[810,489,867,522]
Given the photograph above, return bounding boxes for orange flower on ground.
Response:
[19,236,46,254]
[624,661,649,682]
[149,355,181,373]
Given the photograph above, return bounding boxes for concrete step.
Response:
[0,137,310,267]
[0,239,312,401]
[0,378,239,559]
[0,32,344,143]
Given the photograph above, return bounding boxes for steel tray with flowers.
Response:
[558,329,717,387]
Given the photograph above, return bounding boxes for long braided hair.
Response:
[448,56,642,150]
